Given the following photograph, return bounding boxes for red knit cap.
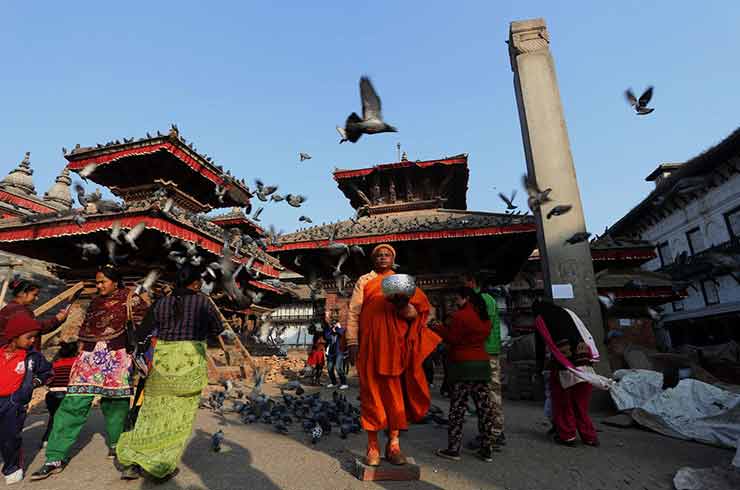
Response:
[4,314,41,340]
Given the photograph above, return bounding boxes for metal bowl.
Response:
[381,274,416,298]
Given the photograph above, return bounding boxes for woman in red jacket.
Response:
[432,288,495,462]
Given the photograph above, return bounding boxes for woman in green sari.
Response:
[116,265,223,481]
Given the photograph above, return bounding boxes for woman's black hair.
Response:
[173,264,204,322]
[56,340,79,359]
[456,287,489,322]
[10,276,40,296]
[98,264,124,288]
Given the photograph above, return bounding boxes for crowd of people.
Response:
[0,264,224,485]
[0,245,606,484]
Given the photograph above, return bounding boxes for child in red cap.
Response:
[0,314,52,485]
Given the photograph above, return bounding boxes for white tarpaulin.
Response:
[609,369,740,450]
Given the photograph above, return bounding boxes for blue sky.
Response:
[2,2,739,237]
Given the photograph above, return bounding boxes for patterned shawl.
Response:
[78,287,147,342]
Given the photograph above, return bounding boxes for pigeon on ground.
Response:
[522,174,552,212]
[285,194,306,208]
[546,204,573,219]
[211,430,224,452]
[498,190,517,210]
[337,76,397,144]
[565,232,591,245]
[299,152,312,162]
[625,86,655,115]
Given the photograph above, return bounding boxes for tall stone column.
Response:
[508,18,609,375]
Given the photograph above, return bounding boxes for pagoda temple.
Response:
[269,153,538,324]
[0,128,289,310]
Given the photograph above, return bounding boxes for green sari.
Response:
[116,340,207,478]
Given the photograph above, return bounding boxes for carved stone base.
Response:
[353,457,420,481]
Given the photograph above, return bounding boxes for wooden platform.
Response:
[353,457,420,481]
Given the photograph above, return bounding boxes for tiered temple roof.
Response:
[271,153,537,286]
[0,129,288,305]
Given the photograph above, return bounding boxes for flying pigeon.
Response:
[299,152,312,162]
[110,221,123,245]
[214,185,227,203]
[285,194,306,208]
[522,174,552,212]
[77,242,101,260]
[106,240,128,265]
[498,190,517,210]
[79,163,98,181]
[546,204,573,219]
[135,270,160,296]
[163,236,178,249]
[252,206,264,221]
[625,86,655,115]
[124,222,147,250]
[565,232,592,245]
[598,293,616,309]
[270,194,284,202]
[299,215,312,223]
[337,76,397,144]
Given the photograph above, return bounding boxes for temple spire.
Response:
[0,152,37,196]
[43,167,73,210]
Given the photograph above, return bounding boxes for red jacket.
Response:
[438,302,491,363]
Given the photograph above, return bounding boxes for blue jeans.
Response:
[327,351,347,386]
[0,397,27,476]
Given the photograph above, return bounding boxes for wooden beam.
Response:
[38,282,85,346]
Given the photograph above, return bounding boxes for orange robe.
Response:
[346,270,441,431]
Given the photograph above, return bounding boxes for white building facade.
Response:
[609,128,740,344]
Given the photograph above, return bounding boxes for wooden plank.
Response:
[37,282,85,346]
[207,296,256,371]
[34,282,84,317]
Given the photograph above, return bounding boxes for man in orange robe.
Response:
[347,244,441,466]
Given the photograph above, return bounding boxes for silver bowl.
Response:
[381,274,416,298]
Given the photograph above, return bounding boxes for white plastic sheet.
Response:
[609,369,740,449]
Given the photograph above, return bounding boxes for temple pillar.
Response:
[508,18,609,375]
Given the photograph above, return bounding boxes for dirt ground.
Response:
[10,374,734,490]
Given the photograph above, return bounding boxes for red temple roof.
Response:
[333,154,470,212]
[64,129,251,212]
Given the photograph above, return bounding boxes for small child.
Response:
[41,340,79,447]
[0,315,52,485]
[306,335,326,386]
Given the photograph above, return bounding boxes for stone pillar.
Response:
[508,18,609,375]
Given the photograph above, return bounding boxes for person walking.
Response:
[31,265,148,481]
[116,265,223,481]
[324,318,348,390]
[432,288,496,462]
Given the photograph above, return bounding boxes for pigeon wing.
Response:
[360,76,382,121]
[638,86,654,107]
[625,88,638,106]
